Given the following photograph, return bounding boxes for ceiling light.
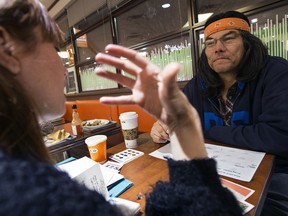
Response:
[251,18,258,23]
[198,13,213,23]
[58,51,68,59]
[162,3,170,9]
[138,51,147,57]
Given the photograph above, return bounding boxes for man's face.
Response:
[204,30,245,76]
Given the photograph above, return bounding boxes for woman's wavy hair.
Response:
[0,0,64,164]
[198,11,268,97]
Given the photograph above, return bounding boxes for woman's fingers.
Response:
[104,44,150,69]
[95,44,162,118]
[95,44,151,78]
[95,52,139,77]
[99,95,135,105]
[158,62,182,111]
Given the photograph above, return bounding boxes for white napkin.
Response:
[109,197,141,216]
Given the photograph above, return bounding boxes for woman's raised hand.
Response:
[95,44,206,160]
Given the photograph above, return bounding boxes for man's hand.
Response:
[150,120,170,143]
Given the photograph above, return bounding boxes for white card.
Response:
[109,149,144,164]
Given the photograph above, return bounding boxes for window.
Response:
[56,12,70,40]
[136,33,193,81]
[61,0,288,96]
[195,0,279,23]
[116,0,189,47]
[79,63,118,91]
[75,21,113,63]
[248,5,288,59]
[58,44,75,67]
[196,4,288,60]
[65,66,78,94]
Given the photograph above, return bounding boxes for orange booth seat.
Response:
[63,100,76,122]
[62,100,157,133]
[76,100,119,123]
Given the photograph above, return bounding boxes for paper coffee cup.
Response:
[119,112,138,148]
[85,135,107,163]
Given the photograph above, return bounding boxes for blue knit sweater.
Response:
[0,151,121,216]
[0,151,242,215]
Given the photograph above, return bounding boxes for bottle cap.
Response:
[72,104,77,109]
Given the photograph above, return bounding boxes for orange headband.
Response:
[204,17,250,39]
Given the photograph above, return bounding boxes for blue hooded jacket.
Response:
[183,56,288,173]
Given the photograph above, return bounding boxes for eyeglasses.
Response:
[204,32,240,48]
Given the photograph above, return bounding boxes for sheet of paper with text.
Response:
[205,143,265,182]
[149,143,265,182]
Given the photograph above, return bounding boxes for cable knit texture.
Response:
[0,150,242,215]
[0,151,122,216]
[145,159,243,216]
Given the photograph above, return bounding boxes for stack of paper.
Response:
[57,157,133,197]
[221,178,254,214]
[57,157,140,215]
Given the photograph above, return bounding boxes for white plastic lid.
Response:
[119,112,138,120]
[85,135,107,146]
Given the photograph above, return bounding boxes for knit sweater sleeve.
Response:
[0,154,123,216]
[145,158,243,216]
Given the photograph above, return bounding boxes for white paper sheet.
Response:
[148,143,172,160]
[57,157,124,186]
[57,157,140,214]
[205,144,265,182]
[57,157,109,199]
[149,143,265,182]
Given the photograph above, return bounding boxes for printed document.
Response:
[149,143,265,182]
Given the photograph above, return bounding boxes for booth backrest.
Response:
[62,100,157,133]
[63,101,76,122]
[76,100,119,123]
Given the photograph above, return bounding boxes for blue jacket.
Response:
[183,56,288,173]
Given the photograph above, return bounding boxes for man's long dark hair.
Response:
[198,11,268,98]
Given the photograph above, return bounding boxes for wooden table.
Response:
[107,133,274,216]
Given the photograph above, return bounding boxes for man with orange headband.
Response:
[151,11,288,215]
